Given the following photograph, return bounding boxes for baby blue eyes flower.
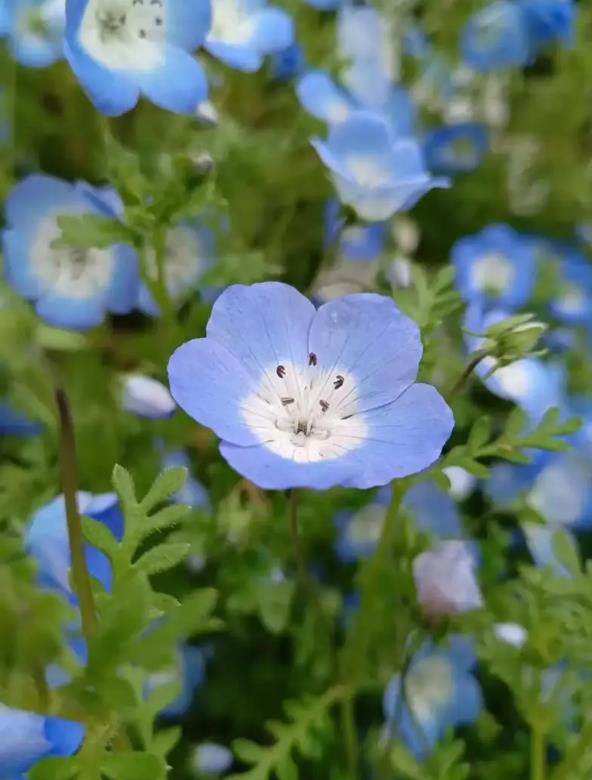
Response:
[0,401,42,436]
[311,111,450,222]
[301,0,340,9]
[423,122,489,175]
[205,0,293,72]
[193,743,233,776]
[452,224,536,310]
[145,645,205,717]
[168,282,454,491]
[64,0,211,116]
[549,253,592,325]
[461,1,531,71]
[413,540,483,619]
[121,373,176,418]
[519,0,575,48]
[2,174,138,331]
[0,705,84,777]
[383,636,482,759]
[0,0,65,67]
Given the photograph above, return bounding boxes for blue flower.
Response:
[271,41,304,80]
[194,743,234,776]
[145,645,205,718]
[324,200,386,263]
[25,491,123,601]
[461,1,531,71]
[205,0,293,72]
[64,0,211,116]
[311,111,449,222]
[0,0,65,67]
[424,123,489,175]
[383,636,482,758]
[413,540,483,618]
[137,221,214,316]
[549,252,592,325]
[168,282,453,491]
[452,224,536,309]
[0,401,42,436]
[300,0,340,9]
[0,705,84,778]
[519,0,575,48]
[121,374,176,419]
[2,174,138,331]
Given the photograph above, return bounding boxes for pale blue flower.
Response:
[121,374,176,419]
[549,252,592,326]
[145,645,205,718]
[2,174,138,330]
[205,0,293,72]
[424,123,489,175]
[311,111,449,222]
[519,0,575,48]
[194,743,233,776]
[168,282,453,490]
[413,540,483,618]
[161,448,210,508]
[64,0,211,116]
[0,0,65,67]
[383,636,482,758]
[301,0,340,9]
[324,200,386,262]
[461,1,531,71]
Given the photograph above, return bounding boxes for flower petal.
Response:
[136,47,208,114]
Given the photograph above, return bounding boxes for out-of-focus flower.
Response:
[194,742,234,776]
[493,622,528,647]
[205,0,293,72]
[271,41,304,80]
[424,123,489,175]
[0,0,65,67]
[168,282,453,490]
[2,175,138,331]
[311,111,449,222]
[549,252,592,326]
[323,200,386,263]
[145,645,205,718]
[453,225,536,310]
[443,466,477,500]
[0,401,42,436]
[519,0,575,48]
[383,636,482,758]
[461,1,532,71]
[121,374,176,419]
[161,448,210,508]
[64,0,211,116]
[300,0,341,10]
[413,540,483,619]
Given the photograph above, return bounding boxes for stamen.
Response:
[308,352,317,366]
[281,397,295,406]
[333,375,344,390]
[319,400,329,413]
[276,365,286,378]
[342,414,353,420]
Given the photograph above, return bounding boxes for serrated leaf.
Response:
[82,516,118,558]
[133,542,190,575]
[468,417,491,450]
[233,738,266,763]
[139,467,188,513]
[553,529,581,576]
[257,580,295,634]
[112,464,138,512]
[102,751,167,779]
[55,214,133,250]
[129,504,190,551]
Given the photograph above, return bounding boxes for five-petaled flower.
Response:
[168,282,453,490]
[64,0,211,115]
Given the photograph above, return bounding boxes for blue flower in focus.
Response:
[383,636,482,758]
[205,0,293,72]
[452,224,536,309]
[0,704,84,777]
[424,123,489,175]
[145,645,205,718]
[25,491,123,601]
[161,448,210,508]
[0,0,65,67]
[2,175,138,330]
[461,1,531,71]
[0,401,42,436]
[312,111,449,222]
[324,200,386,262]
[64,0,211,116]
[138,221,214,316]
[168,282,453,491]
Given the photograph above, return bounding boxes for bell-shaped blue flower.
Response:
[0,0,65,67]
[168,282,453,490]
[424,122,489,175]
[205,0,293,72]
[311,111,449,222]
[2,174,138,331]
[64,0,211,116]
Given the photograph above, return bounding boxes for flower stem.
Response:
[289,488,306,584]
[55,386,96,641]
[531,725,546,780]
[448,350,488,399]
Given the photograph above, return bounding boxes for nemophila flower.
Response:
[443,465,476,500]
[519,0,575,48]
[461,1,531,71]
[2,175,138,330]
[194,743,233,776]
[271,41,304,80]
[424,123,489,175]
[145,645,205,718]
[413,540,483,620]
[137,222,215,316]
[26,491,123,601]
[324,200,386,263]
[549,252,592,326]
[452,224,536,310]
[0,705,84,777]
[0,0,65,67]
[311,111,449,222]
[168,282,453,491]
[204,0,293,72]
[161,448,210,508]
[121,374,176,418]
[383,636,482,758]
[64,0,211,116]
[0,400,42,436]
[494,622,528,647]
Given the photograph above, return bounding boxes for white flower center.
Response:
[79,0,166,72]
[556,284,585,315]
[241,358,368,463]
[209,0,255,45]
[345,505,385,546]
[404,657,454,722]
[470,251,515,295]
[18,0,64,42]
[347,155,390,188]
[32,214,114,299]
[145,226,207,301]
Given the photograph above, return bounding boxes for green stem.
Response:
[531,725,546,780]
[448,350,488,400]
[55,387,96,640]
[289,488,306,584]
[153,223,175,325]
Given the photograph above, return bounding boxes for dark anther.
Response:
[276,365,286,378]
[139,28,146,37]
[296,421,307,434]
[341,414,353,420]
[155,16,162,25]
[281,397,295,406]
[333,375,344,390]
[151,0,163,5]
[308,352,317,366]
[320,400,329,413]
[132,0,143,5]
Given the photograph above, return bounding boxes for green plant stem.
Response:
[153,223,175,325]
[56,387,96,640]
[531,725,546,780]
[289,488,306,584]
[448,349,488,399]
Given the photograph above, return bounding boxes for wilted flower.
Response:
[64,0,211,115]
[168,282,453,490]
[2,175,138,330]
[413,540,483,619]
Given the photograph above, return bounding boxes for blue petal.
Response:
[205,40,263,71]
[136,46,208,113]
[104,244,140,314]
[443,670,482,726]
[404,481,463,537]
[0,402,42,436]
[35,291,106,331]
[308,293,422,410]
[325,110,394,161]
[166,0,212,52]
[297,71,352,122]
[11,35,63,68]
[248,8,294,53]
[43,716,85,758]
[461,1,531,71]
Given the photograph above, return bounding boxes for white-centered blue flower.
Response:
[205,0,293,72]
[461,1,531,71]
[383,636,482,758]
[423,122,489,175]
[168,282,453,491]
[413,540,483,619]
[312,111,449,222]
[0,0,65,66]
[64,0,211,116]
[549,251,592,326]
[2,174,139,330]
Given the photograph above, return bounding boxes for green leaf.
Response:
[151,726,182,758]
[257,580,295,634]
[55,214,133,250]
[129,504,190,550]
[101,751,167,779]
[139,467,188,512]
[133,542,190,575]
[29,757,78,780]
[553,529,582,576]
[468,417,492,450]
[82,516,118,559]
[112,464,138,508]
